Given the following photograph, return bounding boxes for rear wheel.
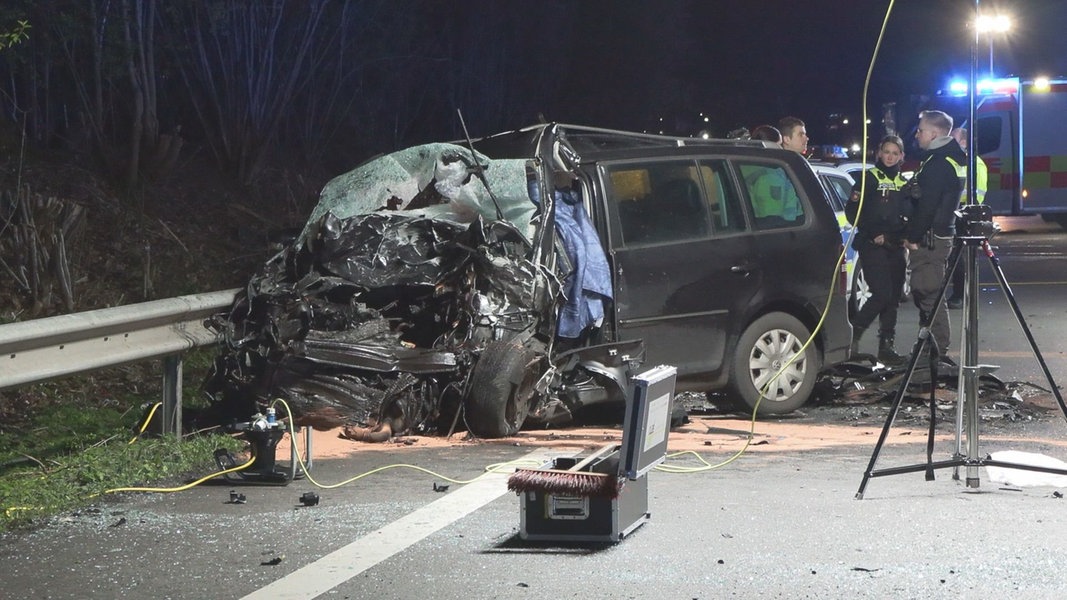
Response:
[463,340,538,438]
[728,312,820,415]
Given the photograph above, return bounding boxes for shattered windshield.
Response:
[301,143,537,241]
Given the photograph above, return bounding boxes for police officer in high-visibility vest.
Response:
[846,135,911,365]
[946,126,988,309]
[902,110,967,362]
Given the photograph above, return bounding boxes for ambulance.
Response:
[962,76,1067,227]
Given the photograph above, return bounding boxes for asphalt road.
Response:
[3,217,1066,600]
[5,426,1067,600]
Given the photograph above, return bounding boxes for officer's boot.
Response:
[878,334,907,366]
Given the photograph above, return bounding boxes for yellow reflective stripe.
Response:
[944,156,968,178]
[869,168,906,190]
[975,157,988,204]
[946,156,985,204]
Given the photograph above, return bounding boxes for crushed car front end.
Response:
[203,132,640,439]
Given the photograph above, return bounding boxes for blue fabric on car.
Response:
[528,182,613,338]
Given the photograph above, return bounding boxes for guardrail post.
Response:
[161,354,183,437]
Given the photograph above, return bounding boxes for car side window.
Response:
[697,160,746,234]
[606,160,713,245]
[738,162,806,230]
[821,173,853,213]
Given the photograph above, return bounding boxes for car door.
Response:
[808,165,862,303]
[600,157,758,380]
[735,158,838,308]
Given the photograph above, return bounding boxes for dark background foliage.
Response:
[0,0,1062,314]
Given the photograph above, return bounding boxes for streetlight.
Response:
[975,14,1011,77]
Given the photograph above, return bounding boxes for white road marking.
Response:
[240,449,554,600]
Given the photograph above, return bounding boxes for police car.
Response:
[811,161,913,319]
[809,162,866,314]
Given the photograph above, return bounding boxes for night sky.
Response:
[537,0,1067,148]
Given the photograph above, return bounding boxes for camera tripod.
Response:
[856,206,1067,498]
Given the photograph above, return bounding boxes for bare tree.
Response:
[163,0,328,184]
[120,0,156,190]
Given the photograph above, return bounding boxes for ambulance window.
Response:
[737,162,807,230]
[975,116,1002,155]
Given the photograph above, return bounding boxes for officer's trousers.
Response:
[909,236,952,355]
[851,241,907,338]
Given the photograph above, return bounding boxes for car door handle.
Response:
[730,262,757,275]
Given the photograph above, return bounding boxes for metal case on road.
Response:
[518,365,677,543]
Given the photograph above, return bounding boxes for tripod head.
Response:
[954,203,998,240]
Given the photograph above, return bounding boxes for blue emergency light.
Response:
[945,77,1021,97]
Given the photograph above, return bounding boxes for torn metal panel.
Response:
[300,329,458,374]
[202,140,634,440]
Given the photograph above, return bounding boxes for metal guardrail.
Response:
[0,288,239,436]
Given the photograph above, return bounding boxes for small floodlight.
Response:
[975,14,1011,33]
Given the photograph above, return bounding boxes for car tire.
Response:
[849,257,871,318]
[728,312,820,415]
[463,340,537,438]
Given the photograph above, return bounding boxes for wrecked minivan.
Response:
[203,124,851,439]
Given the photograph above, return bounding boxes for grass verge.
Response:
[0,401,243,532]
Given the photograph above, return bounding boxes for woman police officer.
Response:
[846,135,911,365]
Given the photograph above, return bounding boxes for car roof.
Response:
[809,161,849,171]
[465,123,777,162]
[809,161,857,182]
[834,161,871,174]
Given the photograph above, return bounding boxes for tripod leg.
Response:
[925,342,938,481]
[982,240,1067,418]
[924,241,961,478]
[856,241,963,499]
[856,330,932,498]
[962,243,982,487]
[953,243,979,482]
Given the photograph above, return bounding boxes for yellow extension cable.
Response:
[109,399,542,496]
[673,0,896,475]
[265,398,543,490]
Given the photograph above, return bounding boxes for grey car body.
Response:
[470,125,851,408]
[204,124,851,439]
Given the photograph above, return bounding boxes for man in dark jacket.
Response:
[903,110,967,359]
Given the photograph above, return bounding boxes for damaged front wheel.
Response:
[463,340,538,438]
